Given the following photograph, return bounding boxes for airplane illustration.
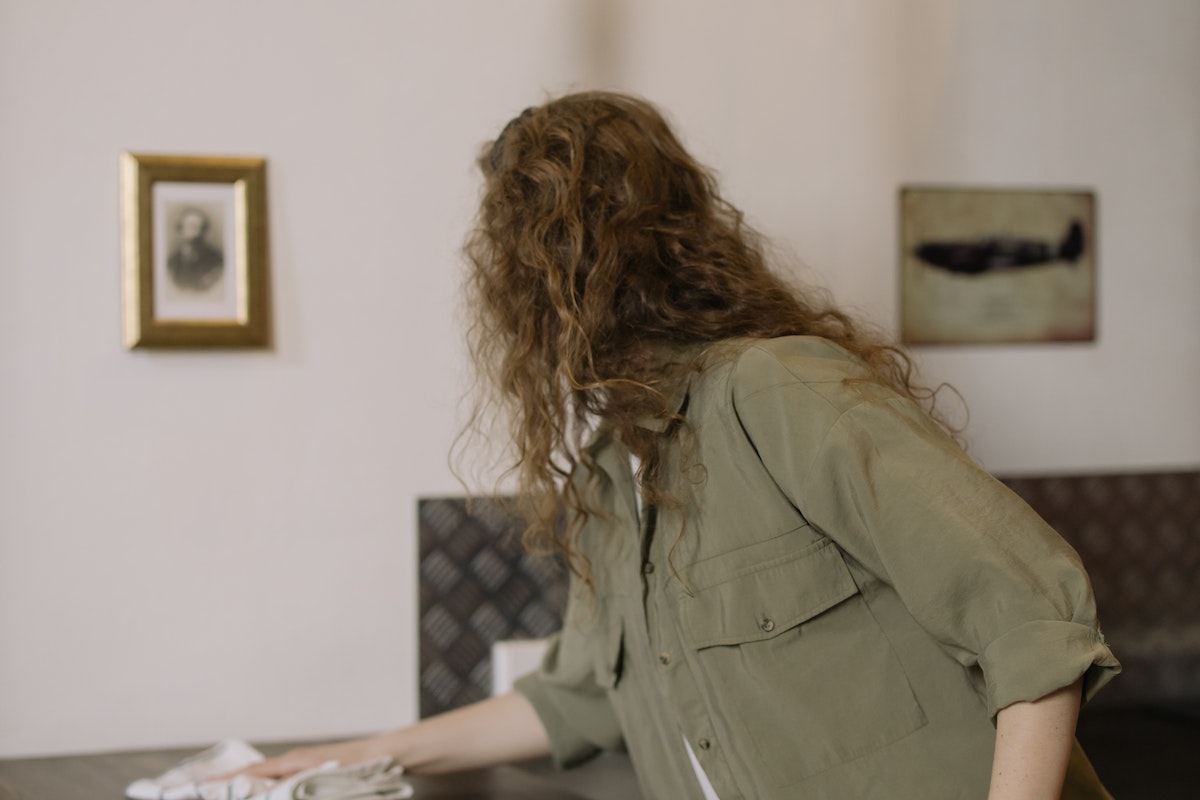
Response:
[914,220,1085,275]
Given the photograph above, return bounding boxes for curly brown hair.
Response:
[462,91,944,575]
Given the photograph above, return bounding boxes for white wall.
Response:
[1,0,1197,758]
[616,0,1200,473]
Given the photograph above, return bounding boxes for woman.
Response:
[247,92,1119,799]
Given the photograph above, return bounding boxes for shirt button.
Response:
[658,652,671,666]
[759,618,775,633]
[698,738,711,751]
[642,561,655,575]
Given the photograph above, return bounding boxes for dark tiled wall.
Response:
[418,497,566,718]
[419,470,1200,716]
[1002,471,1200,706]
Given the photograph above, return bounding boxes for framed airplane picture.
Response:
[899,186,1096,345]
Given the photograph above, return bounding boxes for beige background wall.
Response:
[1,0,1197,757]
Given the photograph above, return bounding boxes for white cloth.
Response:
[125,740,266,800]
[124,740,413,800]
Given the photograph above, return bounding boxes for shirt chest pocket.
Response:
[679,537,928,786]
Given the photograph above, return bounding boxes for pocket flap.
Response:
[681,538,859,649]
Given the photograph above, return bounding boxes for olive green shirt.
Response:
[516,336,1119,799]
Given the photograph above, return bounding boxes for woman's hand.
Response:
[218,692,550,781]
[235,736,392,780]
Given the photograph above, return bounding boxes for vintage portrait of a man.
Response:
[166,204,225,292]
[150,181,240,323]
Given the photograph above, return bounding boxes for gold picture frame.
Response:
[120,152,269,348]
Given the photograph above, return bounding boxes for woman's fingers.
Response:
[252,749,323,776]
[207,739,388,782]
[209,748,319,780]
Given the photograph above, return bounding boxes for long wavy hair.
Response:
[462,91,946,575]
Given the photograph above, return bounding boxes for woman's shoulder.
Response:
[675,336,887,425]
[724,335,873,392]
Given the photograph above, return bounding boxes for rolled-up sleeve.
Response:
[731,342,1120,717]
[513,597,625,766]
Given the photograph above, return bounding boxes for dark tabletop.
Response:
[0,742,642,800]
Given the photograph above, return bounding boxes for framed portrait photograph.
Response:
[899,186,1096,345]
[120,153,269,348]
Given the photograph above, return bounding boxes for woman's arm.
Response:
[239,691,551,778]
[987,678,1083,800]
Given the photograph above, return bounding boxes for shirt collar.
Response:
[630,340,708,432]
[632,375,692,432]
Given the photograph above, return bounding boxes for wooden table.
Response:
[0,743,642,800]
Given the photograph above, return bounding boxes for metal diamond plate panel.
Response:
[417,471,1200,715]
[418,497,567,717]
[1002,471,1200,705]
